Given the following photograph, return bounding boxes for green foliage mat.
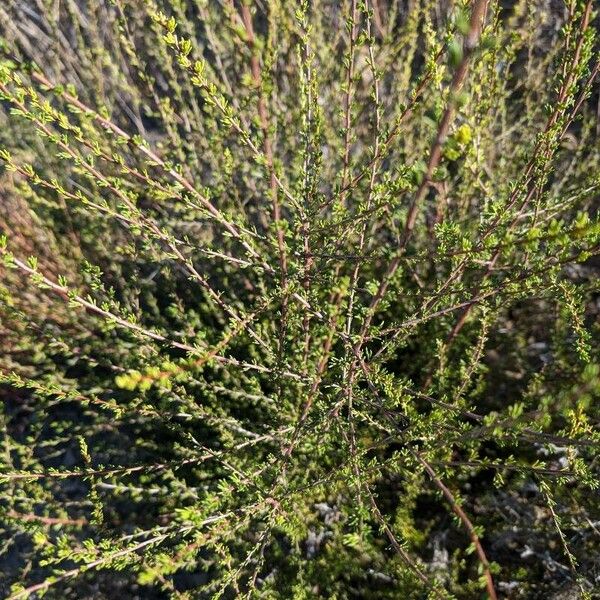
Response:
[0,1,599,598]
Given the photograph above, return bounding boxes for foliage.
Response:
[0,1,599,598]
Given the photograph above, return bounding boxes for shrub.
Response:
[0,1,599,598]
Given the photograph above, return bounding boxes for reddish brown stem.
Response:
[239,2,287,278]
[414,453,498,600]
